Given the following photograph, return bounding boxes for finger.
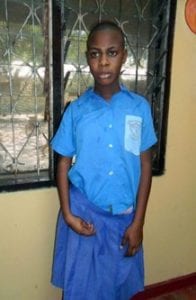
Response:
[125,246,138,257]
[85,226,96,234]
[81,228,96,236]
[121,236,127,247]
[125,246,132,257]
[81,221,96,235]
[82,221,95,231]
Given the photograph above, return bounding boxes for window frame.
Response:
[52,0,177,177]
[0,0,177,192]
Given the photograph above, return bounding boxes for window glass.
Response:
[0,0,52,189]
[0,0,176,191]
[53,0,177,175]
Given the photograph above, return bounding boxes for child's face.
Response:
[86,29,127,93]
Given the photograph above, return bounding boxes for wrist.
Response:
[132,218,144,229]
[63,211,73,224]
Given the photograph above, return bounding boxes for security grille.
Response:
[0,0,52,189]
[53,0,176,175]
[0,0,176,191]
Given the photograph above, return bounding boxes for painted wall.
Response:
[144,0,196,284]
[0,188,61,300]
[0,1,195,299]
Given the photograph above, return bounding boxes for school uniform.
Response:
[51,85,157,299]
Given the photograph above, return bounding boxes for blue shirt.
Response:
[51,86,157,214]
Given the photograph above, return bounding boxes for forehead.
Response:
[88,29,124,48]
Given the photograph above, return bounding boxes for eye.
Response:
[107,50,118,57]
[88,50,100,58]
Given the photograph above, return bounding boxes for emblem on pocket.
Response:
[124,115,142,155]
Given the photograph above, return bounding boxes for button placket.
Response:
[106,113,114,177]
[108,170,114,176]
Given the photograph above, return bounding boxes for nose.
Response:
[99,53,109,66]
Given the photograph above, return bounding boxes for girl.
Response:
[51,21,157,300]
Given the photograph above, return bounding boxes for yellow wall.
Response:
[0,188,61,300]
[0,1,195,299]
[144,0,196,284]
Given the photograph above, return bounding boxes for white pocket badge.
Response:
[124,115,142,155]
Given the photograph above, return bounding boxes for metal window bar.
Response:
[0,0,177,191]
[0,0,53,190]
[53,0,177,175]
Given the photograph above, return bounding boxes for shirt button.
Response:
[108,144,113,148]
[108,124,113,128]
[108,170,114,176]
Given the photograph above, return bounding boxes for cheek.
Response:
[114,61,124,72]
[89,62,98,73]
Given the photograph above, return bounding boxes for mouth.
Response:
[98,73,111,79]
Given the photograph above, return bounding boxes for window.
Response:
[0,0,53,190]
[53,0,177,175]
[0,0,177,191]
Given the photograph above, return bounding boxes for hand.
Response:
[121,223,143,256]
[65,213,96,236]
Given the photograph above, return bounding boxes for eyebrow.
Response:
[87,45,120,51]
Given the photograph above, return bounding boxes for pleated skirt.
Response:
[51,185,144,300]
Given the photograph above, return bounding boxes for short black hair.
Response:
[87,20,125,49]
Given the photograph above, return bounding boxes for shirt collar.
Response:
[88,84,129,103]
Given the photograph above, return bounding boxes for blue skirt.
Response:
[51,185,144,300]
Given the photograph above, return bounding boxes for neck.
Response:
[94,83,121,101]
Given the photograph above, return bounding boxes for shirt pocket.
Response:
[124,115,142,156]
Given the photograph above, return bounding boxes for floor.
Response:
[149,285,196,300]
[133,284,196,300]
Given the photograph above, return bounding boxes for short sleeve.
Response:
[140,101,157,152]
[51,104,76,157]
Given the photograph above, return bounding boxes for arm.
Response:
[56,155,95,236]
[56,155,72,219]
[122,149,152,256]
